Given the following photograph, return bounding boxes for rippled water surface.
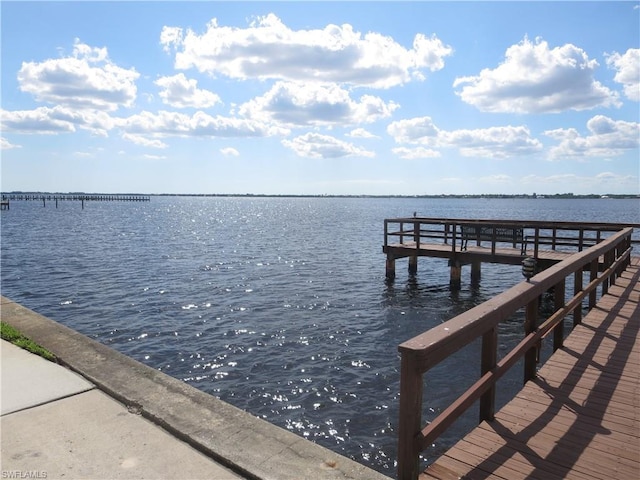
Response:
[2,197,638,475]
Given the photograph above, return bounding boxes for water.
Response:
[1,197,638,476]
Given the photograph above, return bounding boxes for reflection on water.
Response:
[1,196,638,475]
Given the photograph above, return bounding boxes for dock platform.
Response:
[422,257,639,479]
[383,217,640,288]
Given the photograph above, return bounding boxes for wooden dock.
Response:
[395,225,639,480]
[422,257,639,480]
[383,218,640,288]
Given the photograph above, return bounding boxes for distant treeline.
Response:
[151,193,639,199]
[3,192,639,200]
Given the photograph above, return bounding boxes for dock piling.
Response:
[408,256,418,275]
[449,259,461,290]
[471,260,481,284]
[385,257,396,282]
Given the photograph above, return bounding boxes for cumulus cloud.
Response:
[239,81,398,126]
[120,110,289,139]
[282,132,375,159]
[122,133,168,149]
[392,146,440,159]
[17,39,139,111]
[1,137,21,150]
[1,106,114,136]
[387,116,543,158]
[544,115,640,159]
[347,128,377,139]
[454,36,620,113]
[155,73,221,108]
[220,147,239,156]
[606,48,640,101]
[160,14,452,88]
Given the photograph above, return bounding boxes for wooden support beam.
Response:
[385,257,396,282]
[471,260,481,284]
[408,255,418,275]
[450,260,461,290]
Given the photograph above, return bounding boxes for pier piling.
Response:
[408,256,418,275]
[385,257,396,282]
[449,260,461,290]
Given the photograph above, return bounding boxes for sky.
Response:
[1,1,639,196]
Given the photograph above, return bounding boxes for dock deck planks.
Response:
[421,257,640,480]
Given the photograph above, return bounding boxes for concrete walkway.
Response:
[1,339,244,479]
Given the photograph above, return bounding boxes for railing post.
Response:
[573,268,583,327]
[589,259,598,309]
[602,251,611,295]
[397,351,423,480]
[479,326,497,422]
[409,221,419,275]
[578,229,584,252]
[384,220,389,248]
[553,278,565,351]
[524,296,539,383]
[490,226,496,255]
[451,223,457,253]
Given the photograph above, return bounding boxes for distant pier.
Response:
[1,193,150,209]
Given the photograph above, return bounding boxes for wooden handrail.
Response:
[384,218,640,255]
[396,227,634,480]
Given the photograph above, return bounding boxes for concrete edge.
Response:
[0,296,392,480]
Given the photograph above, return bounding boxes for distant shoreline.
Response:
[2,192,639,200]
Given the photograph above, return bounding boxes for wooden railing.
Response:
[396,227,634,480]
[384,218,639,256]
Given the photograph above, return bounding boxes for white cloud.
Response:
[155,73,221,108]
[143,154,167,160]
[454,36,620,113]
[120,110,289,139]
[160,14,452,88]
[545,115,640,159]
[220,147,239,156]
[387,116,543,158]
[282,132,375,159]
[17,39,139,111]
[392,146,440,159]
[347,128,377,139]
[122,133,168,149]
[1,137,21,149]
[387,116,440,145]
[1,107,76,134]
[239,81,398,126]
[1,106,114,136]
[606,48,640,101]
[444,126,543,158]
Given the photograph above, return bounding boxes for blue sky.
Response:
[1,1,639,195]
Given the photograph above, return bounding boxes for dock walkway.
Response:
[422,257,640,480]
